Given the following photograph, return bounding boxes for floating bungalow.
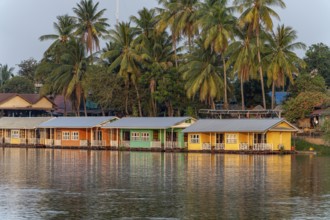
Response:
[102,117,196,150]
[0,117,53,146]
[38,116,117,148]
[183,118,299,152]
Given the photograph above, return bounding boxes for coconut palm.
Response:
[102,22,145,116]
[198,0,236,109]
[41,38,89,116]
[157,0,199,66]
[227,29,258,110]
[180,39,223,109]
[131,8,175,116]
[264,24,306,109]
[234,0,286,109]
[73,0,109,57]
[39,15,76,63]
[0,64,14,87]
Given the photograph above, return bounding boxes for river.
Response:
[0,148,330,219]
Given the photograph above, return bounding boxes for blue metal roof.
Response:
[0,117,53,129]
[102,117,193,129]
[38,116,117,128]
[182,118,296,133]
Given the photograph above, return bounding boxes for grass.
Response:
[294,138,330,155]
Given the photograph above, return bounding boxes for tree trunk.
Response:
[271,81,275,109]
[83,95,87,117]
[64,96,67,116]
[222,57,228,110]
[256,34,266,109]
[134,83,142,117]
[241,75,245,110]
[211,98,215,110]
[125,83,129,116]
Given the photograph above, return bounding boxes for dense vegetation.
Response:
[0,0,329,119]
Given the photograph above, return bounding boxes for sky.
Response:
[0,0,330,73]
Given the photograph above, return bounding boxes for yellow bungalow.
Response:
[0,93,55,117]
[0,117,53,146]
[183,118,299,152]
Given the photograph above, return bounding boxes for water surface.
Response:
[0,148,330,219]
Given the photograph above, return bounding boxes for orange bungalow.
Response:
[38,116,117,148]
[183,118,299,153]
[0,117,53,146]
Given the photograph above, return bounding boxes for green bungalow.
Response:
[102,117,196,150]
[0,117,53,146]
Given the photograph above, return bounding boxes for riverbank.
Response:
[294,138,330,155]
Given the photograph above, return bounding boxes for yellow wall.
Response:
[267,131,292,150]
[274,122,292,129]
[32,97,53,109]
[0,96,30,108]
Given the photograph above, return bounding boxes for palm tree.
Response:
[39,15,76,63]
[180,39,223,109]
[264,24,306,109]
[234,0,286,109]
[73,0,110,57]
[40,38,89,116]
[198,0,236,109]
[131,8,175,116]
[102,22,145,116]
[0,64,14,87]
[227,29,258,110]
[157,0,199,66]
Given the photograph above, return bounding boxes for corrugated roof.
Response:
[182,118,294,133]
[0,117,53,129]
[38,116,117,128]
[103,117,192,129]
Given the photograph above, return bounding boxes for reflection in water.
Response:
[0,148,330,219]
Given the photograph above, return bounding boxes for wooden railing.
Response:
[165,141,178,149]
[110,140,118,147]
[45,139,54,146]
[239,143,249,150]
[253,143,273,151]
[120,141,130,148]
[80,140,88,146]
[215,143,225,150]
[202,142,211,150]
[151,141,162,148]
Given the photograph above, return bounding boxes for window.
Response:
[62,131,70,140]
[71,131,79,140]
[226,134,237,144]
[131,132,140,141]
[11,130,20,139]
[141,132,150,141]
[216,133,224,143]
[190,134,200,144]
[254,133,266,143]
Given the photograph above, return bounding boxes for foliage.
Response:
[34,0,328,118]
[294,138,330,155]
[17,58,38,83]
[73,0,109,56]
[321,119,330,145]
[304,43,330,86]
[288,73,327,98]
[1,76,35,93]
[283,91,329,123]
[0,64,14,86]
